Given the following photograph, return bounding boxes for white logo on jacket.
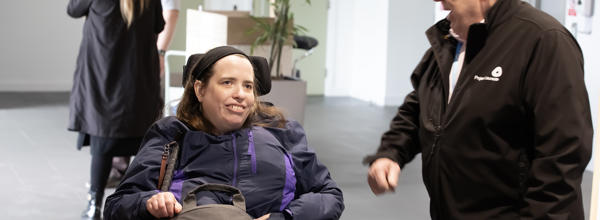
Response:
[474,66,502,82]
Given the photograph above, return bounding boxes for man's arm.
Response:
[363,49,432,166]
[363,49,433,194]
[521,30,593,219]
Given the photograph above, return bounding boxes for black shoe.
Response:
[82,191,102,220]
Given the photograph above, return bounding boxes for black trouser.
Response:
[82,134,142,205]
[90,151,112,200]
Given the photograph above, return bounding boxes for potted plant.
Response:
[246,0,312,124]
[249,0,310,79]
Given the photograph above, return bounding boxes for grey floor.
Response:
[0,92,592,219]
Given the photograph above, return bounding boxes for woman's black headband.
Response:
[182,46,271,96]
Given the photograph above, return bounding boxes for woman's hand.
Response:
[255,213,271,220]
[146,192,182,218]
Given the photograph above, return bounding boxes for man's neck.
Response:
[451,19,485,43]
[481,0,498,16]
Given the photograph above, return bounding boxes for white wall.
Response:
[384,1,434,106]
[325,0,432,106]
[540,0,566,25]
[574,0,600,217]
[576,0,600,173]
[325,0,389,105]
[324,0,352,97]
[347,0,389,106]
[0,1,83,91]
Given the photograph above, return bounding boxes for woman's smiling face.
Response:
[194,54,255,135]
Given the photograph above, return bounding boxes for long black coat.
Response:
[67,0,165,138]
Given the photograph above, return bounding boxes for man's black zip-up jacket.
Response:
[364,0,593,219]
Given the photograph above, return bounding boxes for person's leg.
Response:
[90,152,112,197]
[82,138,112,220]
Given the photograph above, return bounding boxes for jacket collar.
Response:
[426,19,455,103]
[426,0,521,65]
[465,0,522,62]
[424,0,521,104]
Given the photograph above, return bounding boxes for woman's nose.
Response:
[232,84,249,99]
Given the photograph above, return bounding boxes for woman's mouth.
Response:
[227,104,246,113]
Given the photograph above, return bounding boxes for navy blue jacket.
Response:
[104,117,344,219]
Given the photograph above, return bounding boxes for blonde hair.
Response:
[120,0,150,28]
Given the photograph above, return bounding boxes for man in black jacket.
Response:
[364,0,593,219]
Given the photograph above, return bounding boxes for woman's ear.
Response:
[193,80,204,102]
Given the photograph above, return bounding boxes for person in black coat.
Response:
[365,0,592,219]
[67,0,164,219]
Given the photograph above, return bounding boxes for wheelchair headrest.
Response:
[182,46,271,96]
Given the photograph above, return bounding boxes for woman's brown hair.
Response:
[120,0,151,28]
[176,55,286,134]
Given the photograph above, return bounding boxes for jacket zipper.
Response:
[248,130,257,174]
[232,134,238,187]
[429,125,442,160]
[432,115,444,218]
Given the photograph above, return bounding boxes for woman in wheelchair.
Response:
[103,46,344,220]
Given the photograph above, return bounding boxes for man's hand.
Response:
[146,192,182,218]
[367,158,401,195]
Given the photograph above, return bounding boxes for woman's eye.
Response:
[245,84,253,89]
[222,80,232,85]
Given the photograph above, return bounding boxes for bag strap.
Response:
[157,117,189,192]
[157,143,170,190]
[181,183,247,212]
[157,128,185,191]
[158,141,180,191]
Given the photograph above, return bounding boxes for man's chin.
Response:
[440,2,451,10]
